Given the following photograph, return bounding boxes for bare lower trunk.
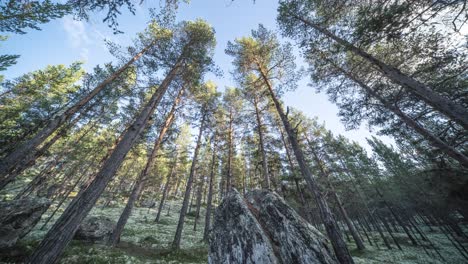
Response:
[379,215,402,250]
[253,97,270,189]
[172,110,207,249]
[203,139,217,242]
[0,42,156,183]
[333,191,365,251]
[155,156,177,223]
[27,64,179,264]
[308,143,365,251]
[376,188,418,246]
[193,174,204,231]
[226,110,233,192]
[259,67,354,264]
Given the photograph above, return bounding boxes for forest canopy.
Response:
[0,1,467,264]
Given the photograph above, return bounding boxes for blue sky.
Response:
[2,0,392,151]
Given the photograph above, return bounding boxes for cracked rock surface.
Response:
[209,189,336,264]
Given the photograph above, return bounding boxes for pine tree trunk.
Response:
[333,191,365,250]
[369,215,392,250]
[155,155,177,223]
[193,173,204,232]
[375,188,418,246]
[203,139,217,242]
[309,146,366,251]
[108,88,183,246]
[40,164,92,230]
[355,218,373,246]
[379,215,402,250]
[172,110,207,249]
[258,66,354,264]
[291,14,468,130]
[253,96,270,189]
[27,64,180,264]
[0,42,157,185]
[226,110,233,192]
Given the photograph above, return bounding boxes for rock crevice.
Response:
[209,189,336,264]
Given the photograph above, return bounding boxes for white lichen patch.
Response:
[10,196,468,264]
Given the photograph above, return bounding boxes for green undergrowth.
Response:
[8,200,208,264]
[345,227,468,263]
[2,198,467,263]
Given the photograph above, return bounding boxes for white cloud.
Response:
[62,16,91,61]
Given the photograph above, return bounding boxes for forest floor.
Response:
[2,200,467,264]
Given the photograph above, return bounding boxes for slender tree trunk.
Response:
[369,215,392,250]
[0,42,157,185]
[258,66,354,264]
[355,218,373,246]
[203,138,217,242]
[27,63,180,264]
[435,217,468,260]
[108,88,184,246]
[193,173,204,232]
[172,110,207,249]
[253,96,270,189]
[102,157,140,208]
[189,185,196,214]
[155,154,178,223]
[40,163,93,230]
[375,188,418,246]
[333,191,365,250]
[291,14,468,130]
[379,215,402,250]
[309,146,366,251]
[172,171,182,197]
[279,123,311,221]
[226,109,233,192]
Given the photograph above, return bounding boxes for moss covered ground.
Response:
[2,200,467,263]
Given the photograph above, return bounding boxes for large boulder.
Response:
[209,189,337,264]
[0,198,50,249]
[245,190,336,264]
[74,216,115,242]
[208,189,279,264]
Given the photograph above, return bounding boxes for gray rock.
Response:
[245,190,336,264]
[208,189,279,264]
[140,199,156,208]
[74,216,115,242]
[209,189,337,264]
[0,198,50,249]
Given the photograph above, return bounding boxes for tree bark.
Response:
[155,154,178,223]
[253,96,270,189]
[375,188,418,246]
[291,14,468,130]
[333,191,365,250]
[27,64,180,264]
[226,109,234,192]
[193,172,204,232]
[309,145,366,251]
[108,88,184,246]
[172,109,207,249]
[203,137,217,242]
[0,42,157,184]
[258,65,354,264]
